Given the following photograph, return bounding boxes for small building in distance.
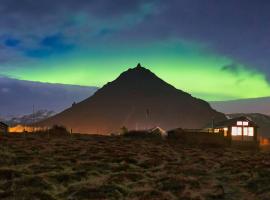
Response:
[210,116,259,144]
[0,122,9,135]
[149,126,167,138]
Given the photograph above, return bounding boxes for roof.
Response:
[150,126,166,133]
[213,116,258,128]
[149,126,167,136]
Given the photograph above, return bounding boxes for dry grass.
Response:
[0,134,269,200]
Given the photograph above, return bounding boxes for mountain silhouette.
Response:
[38,64,226,134]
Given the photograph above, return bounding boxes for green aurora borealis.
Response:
[3,40,270,101]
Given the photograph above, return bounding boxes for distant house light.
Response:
[223,127,228,136]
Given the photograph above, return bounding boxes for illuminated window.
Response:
[223,128,228,137]
[232,127,238,136]
[214,129,219,133]
[248,127,254,136]
[243,127,248,136]
[237,121,243,126]
[237,127,242,135]
[243,121,249,126]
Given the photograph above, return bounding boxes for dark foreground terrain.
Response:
[0,134,270,200]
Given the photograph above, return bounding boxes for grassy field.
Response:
[0,134,269,200]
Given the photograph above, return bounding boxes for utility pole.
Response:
[32,104,35,132]
[146,108,150,130]
[212,118,214,133]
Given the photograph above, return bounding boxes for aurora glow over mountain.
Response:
[1,0,270,101]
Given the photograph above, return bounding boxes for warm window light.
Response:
[237,121,243,126]
[248,127,254,136]
[232,124,254,137]
[243,127,248,136]
[232,127,238,136]
[214,129,219,133]
[237,127,242,135]
[243,121,249,126]
[223,128,228,137]
[236,121,249,126]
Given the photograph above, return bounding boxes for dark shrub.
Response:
[48,125,70,137]
[123,130,161,139]
[31,125,70,137]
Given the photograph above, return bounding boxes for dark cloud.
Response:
[220,63,266,86]
[221,63,245,85]
[221,64,241,75]
[4,38,21,47]
[0,0,150,27]
[0,0,153,61]
[24,33,75,58]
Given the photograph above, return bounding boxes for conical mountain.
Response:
[38,64,226,134]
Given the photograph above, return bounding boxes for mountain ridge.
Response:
[210,97,270,115]
[0,76,98,117]
[38,64,226,134]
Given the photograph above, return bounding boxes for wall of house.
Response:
[167,131,230,147]
[229,126,258,141]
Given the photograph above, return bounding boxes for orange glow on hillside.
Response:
[260,137,270,146]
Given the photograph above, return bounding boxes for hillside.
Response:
[38,64,225,134]
[3,110,55,125]
[0,134,269,199]
[210,97,270,115]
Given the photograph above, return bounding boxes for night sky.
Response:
[1,0,270,101]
